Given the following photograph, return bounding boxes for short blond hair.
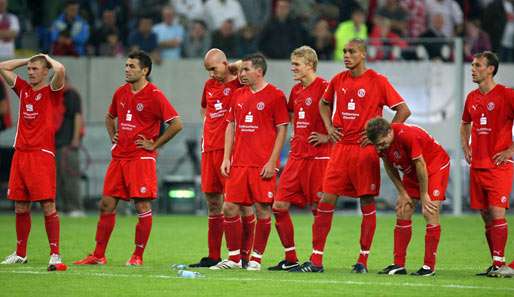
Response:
[291,45,318,71]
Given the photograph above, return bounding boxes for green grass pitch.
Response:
[0,213,513,297]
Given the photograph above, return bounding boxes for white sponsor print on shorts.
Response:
[140,186,147,194]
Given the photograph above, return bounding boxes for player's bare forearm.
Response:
[105,113,117,143]
[268,125,287,165]
[319,99,333,131]
[200,108,205,118]
[0,58,29,86]
[151,117,183,150]
[43,55,65,90]
[223,122,235,161]
[460,122,472,163]
[414,157,429,196]
[391,103,411,123]
[383,159,408,196]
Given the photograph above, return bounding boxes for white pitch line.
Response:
[1,270,514,292]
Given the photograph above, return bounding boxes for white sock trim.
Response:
[312,250,324,255]
[251,252,262,259]
[360,250,370,255]
[284,247,296,252]
[228,250,240,256]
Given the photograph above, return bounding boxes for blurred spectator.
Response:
[259,0,307,59]
[0,77,11,133]
[0,78,12,191]
[400,0,427,37]
[172,0,205,23]
[153,6,185,60]
[239,0,272,30]
[128,17,159,61]
[98,29,124,57]
[308,18,334,60]
[425,0,463,37]
[0,0,19,58]
[211,19,239,58]
[376,0,408,36]
[130,0,168,23]
[88,9,119,56]
[51,30,79,57]
[334,7,367,61]
[482,0,514,62]
[50,0,90,56]
[368,17,408,60]
[238,25,259,57]
[182,19,211,58]
[419,13,450,61]
[464,20,492,61]
[55,77,85,217]
[204,0,247,31]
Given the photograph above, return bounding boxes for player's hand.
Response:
[359,130,372,147]
[327,125,343,142]
[492,148,514,166]
[221,159,231,177]
[462,145,471,164]
[135,134,155,151]
[111,132,118,144]
[395,193,413,217]
[260,161,276,179]
[308,132,329,147]
[421,193,438,216]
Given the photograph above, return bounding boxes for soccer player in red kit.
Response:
[189,48,246,268]
[460,51,514,276]
[210,53,289,270]
[267,46,331,271]
[291,39,411,273]
[74,50,183,266]
[366,118,450,276]
[0,54,67,270]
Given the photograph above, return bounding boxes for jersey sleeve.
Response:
[404,129,423,160]
[321,76,336,104]
[273,90,290,126]
[461,95,472,123]
[12,76,29,98]
[201,83,207,109]
[507,87,514,120]
[157,91,179,123]
[108,90,118,118]
[380,76,404,108]
[287,87,295,112]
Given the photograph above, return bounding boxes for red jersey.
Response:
[227,83,289,167]
[108,82,179,160]
[288,76,331,159]
[201,78,242,152]
[379,123,450,180]
[462,84,514,169]
[12,76,64,154]
[322,69,405,144]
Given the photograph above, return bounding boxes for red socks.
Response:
[250,218,271,263]
[44,212,60,255]
[134,210,153,257]
[310,202,335,267]
[508,261,514,269]
[357,203,376,266]
[273,208,298,263]
[491,218,508,267]
[208,214,224,260]
[485,223,493,258]
[224,215,242,263]
[93,213,116,258]
[424,224,441,270]
[393,219,412,267]
[241,214,256,262]
[15,212,31,258]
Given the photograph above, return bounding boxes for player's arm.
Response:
[44,54,65,91]
[459,121,472,164]
[221,121,235,177]
[261,124,287,179]
[0,58,30,87]
[390,102,411,123]
[413,156,437,215]
[319,99,342,142]
[493,143,514,166]
[200,107,206,118]
[105,113,118,144]
[383,158,412,216]
[137,118,183,151]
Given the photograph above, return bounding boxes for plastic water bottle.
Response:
[171,264,188,270]
[177,270,203,279]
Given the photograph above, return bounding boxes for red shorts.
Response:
[470,164,513,209]
[276,157,329,208]
[403,162,450,201]
[8,150,56,201]
[322,144,380,197]
[225,166,276,206]
[103,157,158,200]
[201,150,225,193]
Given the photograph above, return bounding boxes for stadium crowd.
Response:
[1,0,514,62]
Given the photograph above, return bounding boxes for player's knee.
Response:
[40,201,56,215]
[98,197,116,213]
[223,203,238,217]
[320,193,337,205]
[255,203,271,219]
[14,202,31,214]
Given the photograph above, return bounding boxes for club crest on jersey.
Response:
[433,189,440,197]
[358,88,366,98]
[487,102,495,111]
[223,88,231,96]
[26,104,33,112]
[136,103,144,111]
[305,97,313,106]
[256,101,265,110]
[35,93,42,101]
